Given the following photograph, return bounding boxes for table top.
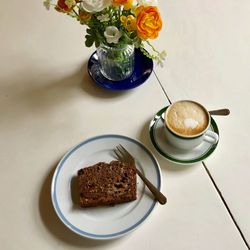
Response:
[0,1,249,249]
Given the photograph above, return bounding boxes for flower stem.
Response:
[73,8,79,17]
[146,40,160,55]
[118,6,121,27]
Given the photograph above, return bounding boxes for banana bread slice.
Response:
[77,161,137,207]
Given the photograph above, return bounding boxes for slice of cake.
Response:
[77,160,137,207]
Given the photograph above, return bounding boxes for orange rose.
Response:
[112,0,132,10]
[55,0,76,13]
[135,6,162,40]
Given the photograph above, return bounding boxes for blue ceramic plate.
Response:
[87,49,153,90]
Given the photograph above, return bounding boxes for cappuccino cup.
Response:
[163,100,219,150]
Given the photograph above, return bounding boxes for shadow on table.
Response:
[39,159,127,248]
[81,62,130,99]
[0,60,131,134]
[139,118,198,173]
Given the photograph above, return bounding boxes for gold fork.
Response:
[114,144,167,205]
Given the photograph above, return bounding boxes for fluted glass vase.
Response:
[96,43,135,81]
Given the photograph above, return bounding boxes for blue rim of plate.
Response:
[51,134,161,240]
[149,107,219,165]
[87,49,153,90]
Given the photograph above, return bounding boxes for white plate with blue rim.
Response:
[149,106,219,165]
[51,134,162,240]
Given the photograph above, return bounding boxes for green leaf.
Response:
[85,34,92,39]
[85,40,94,47]
[95,40,100,48]
[86,28,92,34]
[85,35,94,47]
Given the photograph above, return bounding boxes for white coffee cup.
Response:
[163,100,219,150]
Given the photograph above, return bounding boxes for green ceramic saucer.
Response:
[149,106,219,165]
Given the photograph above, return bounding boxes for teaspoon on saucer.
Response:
[161,108,230,120]
[209,109,230,116]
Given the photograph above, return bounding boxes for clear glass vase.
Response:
[96,43,135,81]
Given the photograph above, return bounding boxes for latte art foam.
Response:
[165,101,209,136]
[184,118,199,129]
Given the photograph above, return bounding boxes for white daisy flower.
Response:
[159,50,167,60]
[97,14,110,22]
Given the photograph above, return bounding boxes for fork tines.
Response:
[118,144,132,156]
[114,144,134,164]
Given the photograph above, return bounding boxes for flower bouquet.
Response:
[44,0,165,81]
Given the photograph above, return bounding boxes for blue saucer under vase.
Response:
[87,48,153,91]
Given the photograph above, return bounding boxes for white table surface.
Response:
[156,0,250,247]
[0,1,249,249]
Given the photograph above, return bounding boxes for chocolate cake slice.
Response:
[77,160,137,207]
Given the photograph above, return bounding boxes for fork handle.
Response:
[136,169,167,205]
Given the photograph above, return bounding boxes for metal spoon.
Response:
[161,108,230,120]
[209,109,230,116]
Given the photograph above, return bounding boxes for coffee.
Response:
[164,100,209,137]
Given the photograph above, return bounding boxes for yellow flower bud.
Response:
[120,15,136,31]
